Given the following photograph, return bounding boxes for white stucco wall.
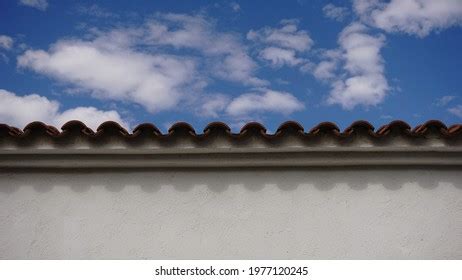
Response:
[0,168,461,259]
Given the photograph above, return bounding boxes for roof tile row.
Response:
[0,120,461,141]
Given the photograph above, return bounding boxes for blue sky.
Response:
[0,0,461,132]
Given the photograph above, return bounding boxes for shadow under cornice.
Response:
[0,166,460,194]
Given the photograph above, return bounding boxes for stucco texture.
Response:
[0,169,461,259]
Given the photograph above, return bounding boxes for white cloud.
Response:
[0,35,13,50]
[448,105,462,118]
[380,114,393,120]
[17,13,271,117]
[259,47,304,67]
[18,39,200,113]
[230,2,241,12]
[326,23,389,109]
[328,74,389,109]
[0,89,127,129]
[247,20,313,52]
[198,94,230,118]
[314,61,336,80]
[146,13,266,86]
[323,4,349,22]
[354,0,462,37]
[435,95,456,106]
[313,51,340,80]
[19,0,48,11]
[75,4,117,18]
[247,20,312,71]
[353,0,381,17]
[226,89,304,116]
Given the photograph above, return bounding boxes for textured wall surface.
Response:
[0,169,461,259]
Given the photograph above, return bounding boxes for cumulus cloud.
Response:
[448,105,462,118]
[197,94,230,118]
[19,0,48,11]
[313,60,337,80]
[0,35,13,50]
[247,20,313,70]
[0,89,127,129]
[230,2,240,12]
[435,95,456,107]
[259,47,304,67]
[326,23,389,109]
[17,13,265,113]
[354,0,462,37]
[323,4,349,22]
[75,4,117,18]
[146,13,265,86]
[312,50,341,80]
[226,89,304,116]
[18,39,200,113]
[18,13,314,120]
[247,19,313,51]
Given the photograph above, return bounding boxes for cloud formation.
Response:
[19,0,48,11]
[18,38,200,113]
[230,2,240,12]
[0,89,127,129]
[18,13,274,116]
[247,20,313,68]
[312,50,341,80]
[147,13,265,86]
[354,0,462,37]
[259,47,305,67]
[248,20,313,51]
[323,4,349,22]
[17,13,307,121]
[435,95,456,107]
[198,94,230,118]
[448,105,462,118]
[0,35,13,50]
[323,23,389,109]
[226,89,304,116]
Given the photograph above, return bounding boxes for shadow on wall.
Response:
[0,167,461,194]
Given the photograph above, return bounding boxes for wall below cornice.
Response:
[1,168,461,259]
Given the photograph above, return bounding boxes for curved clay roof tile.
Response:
[376,120,411,135]
[203,122,232,135]
[23,122,60,136]
[132,123,161,136]
[276,121,304,134]
[167,122,196,136]
[309,122,340,135]
[0,124,22,137]
[239,122,267,135]
[61,120,95,136]
[343,120,375,135]
[413,120,447,135]
[448,124,462,136]
[96,121,130,136]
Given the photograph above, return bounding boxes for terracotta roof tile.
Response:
[239,122,267,135]
[132,123,162,137]
[276,121,304,135]
[376,120,412,136]
[0,120,461,146]
[167,122,196,136]
[203,122,232,135]
[308,122,340,135]
[61,120,95,136]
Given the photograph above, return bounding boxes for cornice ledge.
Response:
[1,146,461,169]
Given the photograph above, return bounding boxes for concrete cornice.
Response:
[1,146,462,169]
